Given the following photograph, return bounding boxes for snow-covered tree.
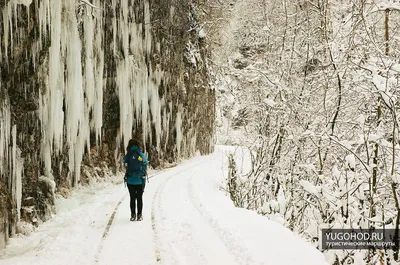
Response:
[218,0,400,263]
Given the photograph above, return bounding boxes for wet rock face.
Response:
[0,196,9,248]
[0,0,215,248]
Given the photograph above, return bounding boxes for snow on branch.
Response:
[375,0,400,11]
[327,135,370,173]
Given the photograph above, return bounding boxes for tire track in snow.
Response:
[93,166,178,264]
[93,158,208,265]
[151,160,209,264]
[93,168,172,264]
[186,174,255,265]
[94,193,127,263]
[175,172,218,265]
[156,171,209,265]
[151,173,171,263]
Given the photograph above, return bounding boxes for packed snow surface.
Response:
[0,146,328,265]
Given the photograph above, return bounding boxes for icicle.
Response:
[144,1,151,55]
[93,0,104,144]
[140,71,149,148]
[149,68,163,151]
[117,60,134,144]
[38,0,63,179]
[27,1,30,29]
[49,0,63,154]
[84,9,95,113]
[114,0,132,149]
[175,105,183,158]
[84,5,104,149]
[12,2,18,44]
[12,125,23,221]
[9,3,14,58]
[2,4,11,61]
[111,0,162,152]
[0,99,11,176]
[164,102,172,151]
[112,0,117,55]
[64,0,85,186]
[188,128,197,157]
[31,42,36,70]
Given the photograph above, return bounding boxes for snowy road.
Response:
[97,148,327,265]
[1,147,328,265]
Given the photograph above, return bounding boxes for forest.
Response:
[216,0,400,263]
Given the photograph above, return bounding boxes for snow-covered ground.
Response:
[0,146,328,265]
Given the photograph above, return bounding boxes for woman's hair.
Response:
[126,138,142,152]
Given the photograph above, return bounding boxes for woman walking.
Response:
[124,139,148,221]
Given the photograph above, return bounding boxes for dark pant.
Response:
[127,184,144,215]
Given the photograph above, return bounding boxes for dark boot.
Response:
[136,214,143,221]
[130,213,136,221]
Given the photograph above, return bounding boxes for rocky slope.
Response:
[0,0,215,248]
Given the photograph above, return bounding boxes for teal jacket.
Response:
[123,145,149,185]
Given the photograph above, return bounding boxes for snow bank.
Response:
[0,179,124,264]
[207,146,329,265]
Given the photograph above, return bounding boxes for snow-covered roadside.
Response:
[190,146,328,265]
[1,147,329,265]
[0,174,126,264]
